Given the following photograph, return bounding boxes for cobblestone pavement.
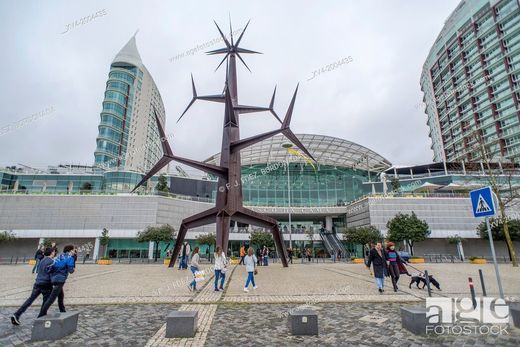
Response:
[206,302,520,347]
[0,304,178,346]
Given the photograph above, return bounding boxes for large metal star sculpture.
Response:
[132,19,316,268]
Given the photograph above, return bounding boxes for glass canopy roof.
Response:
[204,134,392,172]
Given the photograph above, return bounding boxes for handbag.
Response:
[254,268,258,275]
[221,266,227,274]
[194,270,205,282]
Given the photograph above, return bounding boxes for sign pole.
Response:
[485,216,504,299]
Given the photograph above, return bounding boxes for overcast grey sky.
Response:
[0,0,460,172]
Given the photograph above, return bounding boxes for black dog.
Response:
[409,274,441,290]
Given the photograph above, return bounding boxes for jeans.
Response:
[239,256,245,265]
[190,266,198,290]
[245,271,255,288]
[14,283,52,318]
[219,272,226,288]
[32,258,40,273]
[38,282,66,317]
[375,277,385,289]
[179,255,187,269]
[214,269,222,289]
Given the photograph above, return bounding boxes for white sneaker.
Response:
[253,286,258,289]
[243,288,249,292]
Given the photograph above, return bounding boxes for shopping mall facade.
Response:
[2,0,520,260]
[2,133,520,260]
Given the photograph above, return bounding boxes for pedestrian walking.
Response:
[32,245,44,274]
[262,246,269,266]
[243,247,258,292]
[188,247,200,292]
[38,245,76,317]
[179,242,191,270]
[11,247,55,325]
[83,251,90,264]
[385,242,409,292]
[256,247,262,266]
[239,245,246,265]
[306,248,312,262]
[366,242,387,293]
[287,248,293,264]
[214,246,227,291]
[331,249,336,263]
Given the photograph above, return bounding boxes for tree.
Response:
[386,212,430,256]
[454,131,518,267]
[343,226,382,256]
[250,231,274,249]
[156,174,170,193]
[196,232,216,257]
[0,231,16,243]
[100,228,110,258]
[137,224,176,261]
[390,177,401,192]
[477,218,520,241]
[80,182,93,192]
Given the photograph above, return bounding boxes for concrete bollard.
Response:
[400,306,429,335]
[510,302,520,329]
[31,311,79,341]
[288,309,318,335]
[166,311,198,338]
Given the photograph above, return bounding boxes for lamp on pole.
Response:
[282,143,293,249]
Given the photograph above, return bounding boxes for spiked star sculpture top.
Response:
[132,20,316,268]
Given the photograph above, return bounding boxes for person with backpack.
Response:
[11,247,55,325]
[243,247,258,292]
[213,246,228,291]
[37,245,76,317]
[32,245,44,274]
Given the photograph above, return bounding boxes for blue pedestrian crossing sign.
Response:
[470,186,496,218]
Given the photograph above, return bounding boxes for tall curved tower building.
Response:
[94,34,166,173]
[421,0,520,163]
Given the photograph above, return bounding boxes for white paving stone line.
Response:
[221,294,422,303]
[145,303,217,347]
[0,295,194,307]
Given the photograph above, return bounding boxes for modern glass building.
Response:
[205,134,392,209]
[94,34,167,173]
[421,0,520,163]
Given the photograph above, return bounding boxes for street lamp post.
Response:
[282,143,293,249]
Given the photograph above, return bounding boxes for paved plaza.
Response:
[0,261,519,346]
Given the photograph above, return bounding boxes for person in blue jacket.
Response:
[11,247,55,325]
[38,245,76,317]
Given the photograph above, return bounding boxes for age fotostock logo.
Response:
[425,297,510,335]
